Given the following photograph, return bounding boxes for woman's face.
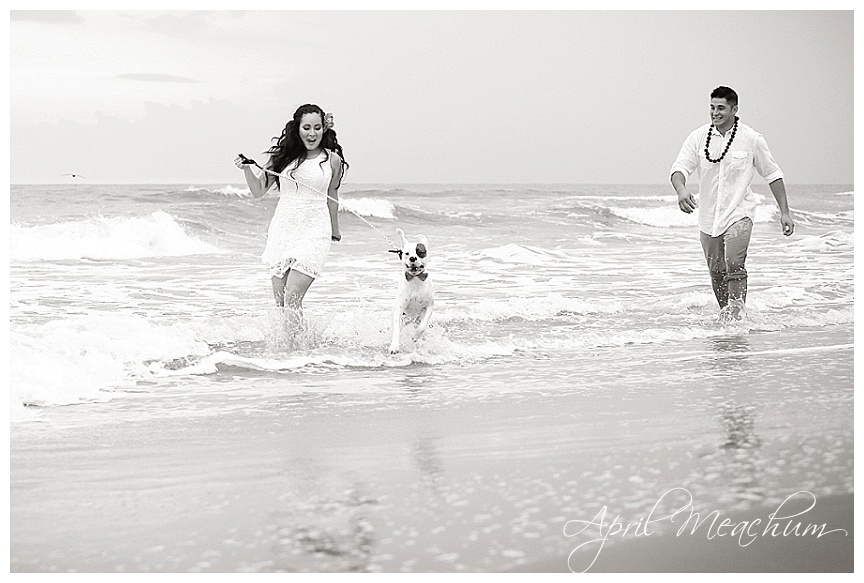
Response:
[297,112,324,151]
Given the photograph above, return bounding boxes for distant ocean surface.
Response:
[10,182,853,423]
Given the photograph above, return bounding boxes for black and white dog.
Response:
[389,228,434,354]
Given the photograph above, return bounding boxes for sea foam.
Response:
[10,211,219,261]
[209,185,252,197]
[339,197,396,219]
[10,313,212,418]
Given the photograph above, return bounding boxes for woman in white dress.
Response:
[235,104,348,314]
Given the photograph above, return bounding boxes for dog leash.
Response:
[237,153,402,254]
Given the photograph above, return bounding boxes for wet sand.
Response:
[11,333,854,573]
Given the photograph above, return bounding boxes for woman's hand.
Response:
[234,154,254,169]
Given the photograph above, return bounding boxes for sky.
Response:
[7,8,857,185]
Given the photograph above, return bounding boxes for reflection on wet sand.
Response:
[708,336,762,449]
[264,485,380,572]
[719,400,761,451]
[413,433,445,498]
[704,335,764,504]
[255,428,447,572]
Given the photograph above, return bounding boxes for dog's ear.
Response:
[396,228,409,247]
[417,235,428,248]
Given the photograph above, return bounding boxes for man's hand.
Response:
[678,190,697,214]
[780,212,795,236]
[768,179,794,236]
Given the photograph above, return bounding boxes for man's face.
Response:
[710,97,738,130]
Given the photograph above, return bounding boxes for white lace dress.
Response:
[261,150,333,279]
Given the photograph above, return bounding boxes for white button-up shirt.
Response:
[670,121,784,237]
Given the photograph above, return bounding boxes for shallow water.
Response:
[11,325,853,572]
[10,184,853,415]
[9,183,854,571]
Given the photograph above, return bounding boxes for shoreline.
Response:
[11,356,854,573]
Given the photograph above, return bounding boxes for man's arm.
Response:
[769,178,794,236]
[670,128,701,214]
[672,171,697,214]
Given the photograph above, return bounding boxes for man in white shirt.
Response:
[671,86,795,320]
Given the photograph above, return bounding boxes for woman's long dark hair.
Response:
[265,103,348,190]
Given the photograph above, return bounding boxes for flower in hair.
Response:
[324,113,334,130]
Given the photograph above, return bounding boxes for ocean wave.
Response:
[662,285,851,313]
[606,206,698,228]
[10,211,220,261]
[339,197,396,219]
[342,187,412,198]
[10,313,213,418]
[184,184,252,198]
[606,203,778,228]
[11,291,852,421]
[337,194,499,226]
[149,311,521,378]
[150,302,854,383]
[791,209,854,225]
[556,194,679,204]
[149,344,459,376]
[477,244,565,264]
[787,231,854,253]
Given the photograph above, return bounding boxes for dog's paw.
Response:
[388,344,400,354]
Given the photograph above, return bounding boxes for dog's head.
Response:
[396,228,429,278]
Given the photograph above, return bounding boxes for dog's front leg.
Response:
[389,307,403,354]
[413,305,433,341]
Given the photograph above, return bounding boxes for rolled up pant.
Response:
[699,217,753,308]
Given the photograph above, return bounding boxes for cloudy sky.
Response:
[8,9,856,185]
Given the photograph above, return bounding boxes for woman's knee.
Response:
[283,274,313,305]
[283,290,304,308]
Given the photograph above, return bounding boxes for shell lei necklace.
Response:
[704,116,739,163]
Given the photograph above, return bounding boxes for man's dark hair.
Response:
[711,86,738,107]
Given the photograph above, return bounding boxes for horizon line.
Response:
[10,181,854,187]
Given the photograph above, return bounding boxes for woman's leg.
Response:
[283,269,314,311]
[271,269,315,308]
[271,272,289,306]
[275,269,314,332]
